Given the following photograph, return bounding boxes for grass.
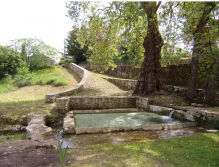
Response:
[0,68,69,94]
[0,68,80,124]
[0,66,219,166]
[205,107,219,112]
[30,68,69,86]
[0,132,26,143]
[68,132,219,167]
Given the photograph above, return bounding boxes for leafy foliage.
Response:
[66,26,88,64]
[29,53,55,71]
[58,56,75,67]
[14,66,32,88]
[66,2,148,72]
[56,142,69,167]
[0,68,68,94]
[0,45,22,79]
[10,38,60,60]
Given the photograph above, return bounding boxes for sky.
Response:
[0,0,74,53]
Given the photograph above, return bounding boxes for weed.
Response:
[56,142,69,167]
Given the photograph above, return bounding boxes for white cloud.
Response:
[0,0,74,52]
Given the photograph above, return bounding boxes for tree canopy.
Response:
[66,1,219,97]
[9,38,60,62]
[66,26,88,64]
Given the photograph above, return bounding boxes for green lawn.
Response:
[69,132,219,167]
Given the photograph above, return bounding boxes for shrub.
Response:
[14,66,32,88]
[59,56,75,67]
[0,45,23,79]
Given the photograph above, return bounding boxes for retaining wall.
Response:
[45,63,88,103]
[56,96,149,113]
[86,63,217,88]
[102,77,137,90]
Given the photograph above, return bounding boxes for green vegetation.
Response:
[0,45,22,79]
[56,143,69,167]
[59,56,75,67]
[65,26,88,64]
[0,132,26,143]
[0,68,68,94]
[69,132,219,167]
[0,67,80,124]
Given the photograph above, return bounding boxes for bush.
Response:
[29,53,55,71]
[0,45,23,79]
[59,56,75,67]
[13,66,32,88]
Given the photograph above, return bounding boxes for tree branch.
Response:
[90,3,114,21]
[154,1,162,12]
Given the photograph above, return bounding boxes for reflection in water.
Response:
[56,127,208,149]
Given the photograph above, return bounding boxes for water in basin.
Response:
[74,111,188,128]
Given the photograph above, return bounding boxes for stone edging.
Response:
[45,63,88,103]
[102,77,137,90]
[63,106,197,135]
[102,77,205,96]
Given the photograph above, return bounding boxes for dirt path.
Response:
[76,71,132,96]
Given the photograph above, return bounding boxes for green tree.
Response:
[176,2,218,100]
[66,26,88,64]
[202,19,219,106]
[21,43,26,62]
[10,38,60,70]
[10,38,60,64]
[66,2,165,95]
[0,45,22,79]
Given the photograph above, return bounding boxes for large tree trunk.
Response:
[133,2,164,95]
[186,2,216,100]
[186,37,200,100]
[204,60,219,106]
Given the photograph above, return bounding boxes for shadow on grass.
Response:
[69,133,219,167]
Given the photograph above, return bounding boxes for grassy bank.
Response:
[69,132,219,167]
[0,68,69,94]
[0,68,80,124]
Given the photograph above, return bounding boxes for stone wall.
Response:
[85,64,139,79]
[56,96,149,113]
[102,77,137,90]
[86,64,215,88]
[45,63,88,103]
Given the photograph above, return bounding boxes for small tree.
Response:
[0,45,22,79]
[66,26,88,64]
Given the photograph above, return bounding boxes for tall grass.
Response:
[30,68,68,86]
[0,68,68,94]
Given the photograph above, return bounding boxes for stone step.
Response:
[26,114,59,148]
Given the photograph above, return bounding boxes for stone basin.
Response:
[63,107,197,135]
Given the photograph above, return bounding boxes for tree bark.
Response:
[186,2,216,100]
[204,60,219,106]
[133,2,164,95]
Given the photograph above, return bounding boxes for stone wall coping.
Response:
[102,77,137,82]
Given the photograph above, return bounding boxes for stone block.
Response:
[142,124,163,130]
[63,112,75,135]
[162,123,183,130]
[27,114,46,125]
[182,122,197,128]
[26,124,53,140]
